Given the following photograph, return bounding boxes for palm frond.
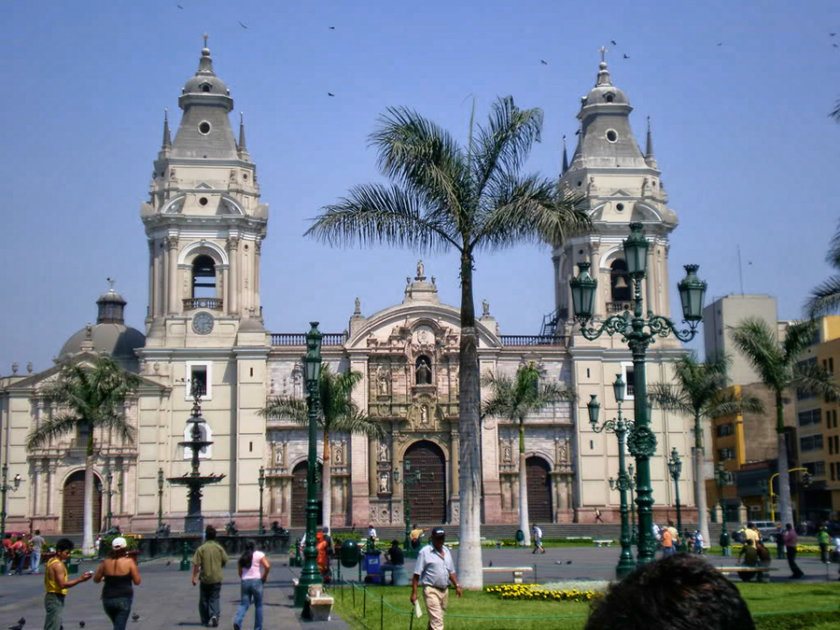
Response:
[706,390,764,418]
[728,319,786,389]
[26,414,83,449]
[96,415,137,444]
[329,411,384,439]
[306,184,460,252]
[781,320,818,363]
[792,361,840,402]
[831,99,840,123]
[261,397,307,423]
[648,383,692,415]
[805,275,840,319]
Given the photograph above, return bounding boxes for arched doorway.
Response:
[526,457,552,523]
[404,441,446,524]
[291,461,322,527]
[62,470,102,534]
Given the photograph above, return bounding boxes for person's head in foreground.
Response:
[585,554,755,630]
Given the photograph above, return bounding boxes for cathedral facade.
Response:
[0,47,698,534]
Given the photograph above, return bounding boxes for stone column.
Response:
[227,237,239,315]
[450,431,460,497]
[645,240,655,316]
[167,236,178,314]
[589,242,601,318]
[147,241,156,318]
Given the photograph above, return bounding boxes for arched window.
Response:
[610,259,631,302]
[192,255,216,298]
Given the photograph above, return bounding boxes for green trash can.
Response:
[515,529,525,546]
[340,539,361,568]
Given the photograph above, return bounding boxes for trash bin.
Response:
[515,529,525,546]
[340,539,361,568]
[365,551,382,584]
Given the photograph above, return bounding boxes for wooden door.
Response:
[526,456,552,523]
[404,441,446,524]
[62,470,102,533]
[291,461,322,527]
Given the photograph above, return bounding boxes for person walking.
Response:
[532,524,545,554]
[693,530,704,554]
[410,528,462,630]
[782,523,804,579]
[594,508,604,523]
[29,530,45,574]
[661,526,675,557]
[817,525,830,563]
[93,537,141,630]
[774,523,785,560]
[192,525,229,627]
[233,540,269,630]
[43,538,93,630]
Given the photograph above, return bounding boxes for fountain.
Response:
[167,391,224,534]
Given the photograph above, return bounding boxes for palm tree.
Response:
[805,220,840,319]
[482,362,573,546]
[27,357,139,555]
[306,97,587,588]
[649,354,763,550]
[729,319,840,526]
[262,365,383,530]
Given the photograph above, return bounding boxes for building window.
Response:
[718,448,735,461]
[799,434,824,452]
[609,259,631,302]
[185,361,212,400]
[804,461,825,477]
[716,423,734,437]
[191,255,217,298]
[620,363,635,399]
[798,409,821,426]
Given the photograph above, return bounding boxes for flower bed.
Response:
[486,580,609,602]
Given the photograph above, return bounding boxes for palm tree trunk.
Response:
[518,422,530,547]
[83,440,95,555]
[693,412,710,548]
[322,429,332,531]
[776,393,794,526]
[457,249,483,589]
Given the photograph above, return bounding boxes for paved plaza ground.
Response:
[1,545,836,628]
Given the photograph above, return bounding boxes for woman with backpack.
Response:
[233,540,270,630]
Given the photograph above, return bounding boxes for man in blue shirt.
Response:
[410,528,462,629]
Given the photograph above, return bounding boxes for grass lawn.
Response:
[330,582,840,630]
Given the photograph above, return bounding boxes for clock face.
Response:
[192,311,214,335]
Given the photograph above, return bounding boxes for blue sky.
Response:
[2,0,839,371]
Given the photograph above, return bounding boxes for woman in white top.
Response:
[233,540,270,630]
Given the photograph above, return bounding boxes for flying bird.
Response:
[177,3,183,8]
[623,53,630,59]
[329,26,336,30]
[540,59,548,65]
[327,92,335,97]
[716,42,723,46]
[831,32,837,36]
[610,40,617,45]
[238,21,248,29]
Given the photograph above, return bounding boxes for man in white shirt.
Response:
[410,528,462,630]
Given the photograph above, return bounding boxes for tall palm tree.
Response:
[262,365,383,530]
[27,357,139,555]
[805,220,840,319]
[729,319,840,526]
[482,362,573,546]
[306,97,587,588]
[649,354,763,549]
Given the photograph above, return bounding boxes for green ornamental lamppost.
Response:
[394,461,422,555]
[668,448,684,551]
[626,464,637,545]
[589,374,636,577]
[570,222,707,565]
[157,468,165,533]
[294,322,323,608]
[0,464,22,574]
[258,465,266,535]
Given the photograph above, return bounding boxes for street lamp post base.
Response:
[615,558,636,579]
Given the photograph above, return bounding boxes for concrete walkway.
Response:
[0,557,350,630]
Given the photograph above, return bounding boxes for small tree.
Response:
[650,354,762,548]
[729,319,840,526]
[262,365,383,529]
[27,357,139,555]
[482,362,573,546]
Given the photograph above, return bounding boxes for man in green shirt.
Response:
[191,525,229,627]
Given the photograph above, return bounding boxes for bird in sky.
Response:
[623,54,630,59]
[327,92,335,97]
[176,3,183,8]
[717,42,723,46]
[238,21,248,29]
[831,32,837,36]
[610,40,617,45]
[834,43,839,48]
[540,59,548,65]
[329,26,336,30]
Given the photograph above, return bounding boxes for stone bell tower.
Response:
[548,54,678,338]
[141,40,268,348]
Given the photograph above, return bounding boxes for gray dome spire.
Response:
[179,40,233,113]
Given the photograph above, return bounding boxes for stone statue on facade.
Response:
[416,357,432,385]
[377,439,390,462]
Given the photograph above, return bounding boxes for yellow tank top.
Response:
[44,557,68,595]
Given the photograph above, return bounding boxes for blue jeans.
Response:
[233,579,263,630]
[30,548,41,573]
[103,596,133,630]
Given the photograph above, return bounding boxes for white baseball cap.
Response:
[111,537,127,549]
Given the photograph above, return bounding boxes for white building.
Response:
[0,47,698,533]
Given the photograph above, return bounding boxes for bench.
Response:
[304,584,334,621]
[482,566,534,584]
[593,539,613,548]
[716,566,778,582]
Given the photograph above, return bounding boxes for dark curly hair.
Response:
[585,554,755,630]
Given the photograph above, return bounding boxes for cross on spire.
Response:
[599,46,608,63]
[106,277,115,290]
[203,33,209,48]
